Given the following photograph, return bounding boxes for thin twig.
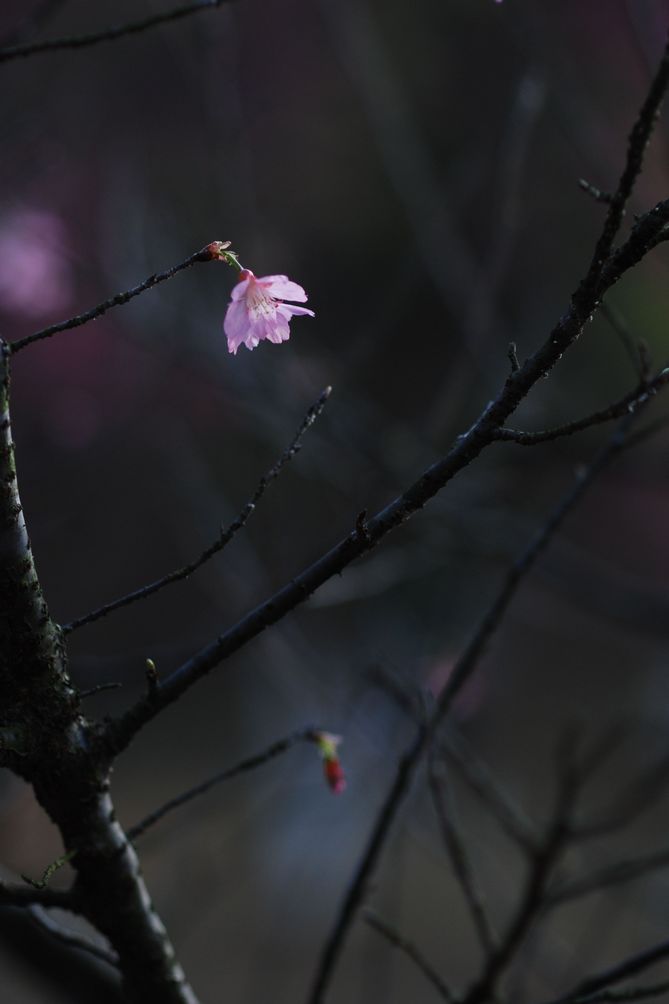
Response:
[304,415,648,1004]
[572,724,630,781]
[364,910,457,1003]
[0,0,235,64]
[364,664,423,722]
[103,38,669,764]
[28,905,118,968]
[78,682,122,699]
[600,198,669,292]
[428,752,497,956]
[441,729,538,853]
[578,178,613,205]
[21,850,76,890]
[576,32,669,304]
[127,728,321,842]
[539,940,669,1004]
[305,720,427,1004]
[104,207,669,760]
[461,751,580,1004]
[571,752,669,840]
[0,878,74,910]
[572,980,669,1003]
[63,387,331,634]
[493,368,669,445]
[436,68,545,433]
[9,244,221,353]
[623,414,669,451]
[545,847,669,909]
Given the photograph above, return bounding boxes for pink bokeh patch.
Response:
[0,208,73,320]
[427,655,487,721]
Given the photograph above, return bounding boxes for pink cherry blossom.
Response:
[224,269,314,354]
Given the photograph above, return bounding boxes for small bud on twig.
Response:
[507,342,520,373]
[145,658,159,698]
[203,239,245,273]
[203,240,232,260]
[313,732,347,794]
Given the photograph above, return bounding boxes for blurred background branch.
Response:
[2,1,669,1001]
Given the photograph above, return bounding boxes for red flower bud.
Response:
[324,756,346,795]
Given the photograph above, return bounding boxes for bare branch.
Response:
[105,355,667,761]
[304,416,648,1004]
[545,847,669,910]
[2,18,668,1004]
[103,192,669,760]
[63,387,331,634]
[305,720,426,1004]
[428,753,497,956]
[539,940,669,1004]
[9,243,223,354]
[84,31,668,829]
[571,751,669,840]
[571,724,631,781]
[576,32,669,303]
[493,368,669,446]
[0,0,235,65]
[441,730,538,853]
[578,178,613,205]
[364,910,457,1003]
[78,682,122,699]
[623,414,669,451]
[28,905,119,968]
[571,980,669,1004]
[364,664,424,722]
[461,742,587,1004]
[127,727,321,843]
[599,198,669,293]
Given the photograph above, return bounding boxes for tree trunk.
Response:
[0,341,200,1003]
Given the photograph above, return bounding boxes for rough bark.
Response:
[0,340,199,1003]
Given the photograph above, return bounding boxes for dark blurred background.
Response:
[1,1,669,1001]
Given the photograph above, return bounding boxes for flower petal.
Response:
[230,276,252,301]
[324,757,346,794]
[224,300,252,353]
[224,300,250,339]
[224,270,313,354]
[277,303,315,319]
[258,275,309,302]
[266,320,291,344]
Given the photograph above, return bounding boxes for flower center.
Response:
[246,281,278,321]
